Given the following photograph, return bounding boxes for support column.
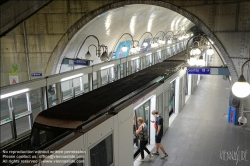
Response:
[152,54,155,65]
[117,64,121,80]
[188,74,192,95]
[123,62,127,77]
[43,87,48,110]
[142,57,146,69]
[8,98,17,139]
[55,82,62,104]
[127,61,132,75]
[80,76,83,92]
[26,93,33,128]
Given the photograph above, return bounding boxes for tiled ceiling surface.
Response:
[58,4,194,73]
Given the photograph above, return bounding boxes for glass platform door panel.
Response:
[61,80,74,102]
[12,93,29,115]
[1,98,10,121]
[146,54,152,67]
[101,69,109,85]
[12,92,32,137]
[0,123,13,143]
[136,58,140,71]
[30,88,44,122]
[131,60,136,74]
[157,51,162,62]
[108,67,115,83]
[0,95,14,143]
[73,77,84,97]
[83,74,89,93]
[15,116,31,136]
[120,63,124,78]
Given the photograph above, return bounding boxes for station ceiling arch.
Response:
[47,0,238,82]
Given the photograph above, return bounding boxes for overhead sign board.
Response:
[188,68,210,75]
[62,58,90,66]
[73,59,90,66]
[187,67,230,75]
[31,73,42,77]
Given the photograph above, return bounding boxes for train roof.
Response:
[36,55,186,129]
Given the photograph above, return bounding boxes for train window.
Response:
[90,134,113,166]
[30,123,68,150]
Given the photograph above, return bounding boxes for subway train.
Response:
[6,54,200,166]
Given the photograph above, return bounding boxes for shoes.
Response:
[161,153,168,159]
[152,151,159,155]
[138,158,144,162]
[148,153,153,158]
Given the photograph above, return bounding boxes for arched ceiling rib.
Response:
[58,4,194,73]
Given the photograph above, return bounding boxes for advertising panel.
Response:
[114,41,132,59]
[9,72,19,85]
[140,38,151,53]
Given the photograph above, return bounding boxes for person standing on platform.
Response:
[48,85,56,106]
[151,110,168,158]
[136,117,152,161]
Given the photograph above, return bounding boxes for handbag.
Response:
[137,125,144,141]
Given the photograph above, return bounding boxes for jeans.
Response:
[139,140,150,159]
[51,94,54,102]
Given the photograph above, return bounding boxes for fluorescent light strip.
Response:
[1,89,29,99]
[61,73,83,82]
[100,64,114,70]
[131,57,139,61]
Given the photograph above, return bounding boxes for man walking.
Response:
[151,110,168,158]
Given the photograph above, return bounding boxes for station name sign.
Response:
[31,73,42,76]
[62,58,90,66]
[73,59,90,66]
[188,68,210,75]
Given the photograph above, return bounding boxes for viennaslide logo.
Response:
[220,146,248,165]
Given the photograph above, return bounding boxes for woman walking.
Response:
[136,117,153,161]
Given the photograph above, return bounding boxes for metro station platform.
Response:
[138,75,250,166]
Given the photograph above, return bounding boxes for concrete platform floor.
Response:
[138,75,250,166]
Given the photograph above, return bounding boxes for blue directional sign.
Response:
[31,73,42,77]
[61,58,90,66]
[73,59,90,66]
[188,68,210,75]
